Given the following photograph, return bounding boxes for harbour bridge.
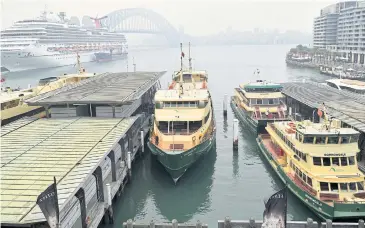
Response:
[99,8,181,47]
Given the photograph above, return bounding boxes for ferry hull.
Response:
[256,136,365,221]
[148,134,216,183]
[230,97,285,134]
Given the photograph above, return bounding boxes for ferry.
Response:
[231,74,288,133]
[325,79,365,95]
[148,43,216,183]
[256,113,365,220]
[1,54,97,125]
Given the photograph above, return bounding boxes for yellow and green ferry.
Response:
[256,117,365,220]
[231,78,288,133]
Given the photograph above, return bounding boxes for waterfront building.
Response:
[313,1,357,49]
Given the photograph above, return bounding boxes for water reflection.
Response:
[151,143,217,222]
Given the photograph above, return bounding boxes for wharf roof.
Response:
[0,116,137,225]
[26,71,165,106]
[282,81,365,132]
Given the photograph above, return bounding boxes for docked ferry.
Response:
[148,44,216,183]
[324,79,365,95]
[1,10,127,72]
[256,118,365,220]
[231,77,288,133]
[1,54,97,125]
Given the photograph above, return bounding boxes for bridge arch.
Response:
[101,8,180,46]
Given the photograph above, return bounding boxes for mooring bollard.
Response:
[306,218,314,228]
[325,219,332,228]
[172,219,178,228]
[249,218,255,228]
[149,220,155,228]
[224,216,231,228]
[140,130,144,153]
[196,220,202,228]
[127,219,133,228]
[359,220,365,228]
[233,119,239,150]
[223,94,228,118]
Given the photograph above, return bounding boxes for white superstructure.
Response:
[1,11,128,73]
[325,78,365,95]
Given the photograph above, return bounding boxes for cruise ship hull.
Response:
[2,51,102,72]
[148,133,216,183]
[256,136,365,221]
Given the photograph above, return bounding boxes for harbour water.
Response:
[2,45,335,227]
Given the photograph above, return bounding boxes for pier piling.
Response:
[224,217,231,228]
[105,183,114,224]
[172,219,178,228]
[150,220,155,228]
[140,130,145,153]
[223,94,228,118]
[127,151,132,177]
[233,119,239,150]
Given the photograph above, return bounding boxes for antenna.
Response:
[188,42,192,71]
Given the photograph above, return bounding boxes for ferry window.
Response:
[323,157,331,166]
[340,157,348,166]
[251,99,257,105]
[189,120,202,133]
[299,134,303,142]
[313,157,322,166]
[340,136,350,144]
[332,157,340,166]
[263,99,269,105]
[351,134,360,143]
[257,99,263,105]
[177,101,183,107]
[171,102,177,107]
[307,177,313,187]
[295,133,299,140]
[189,101,197,107]
[357,182,364,191]
[298,170,303,179]
[303,137,314,144]
[327,136,339,144]
[303,174,307,182]
[340,183,348,192]
[348,156,355,165]
[315,136,326,144]
[164,102,171,107]
[183,102,189,107]
[330,183,339,192]
[320,182,329,191]
[349,183,357,192]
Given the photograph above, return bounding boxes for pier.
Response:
[123,217,365,228]
[0,71,165,228]
[282,81,365,171]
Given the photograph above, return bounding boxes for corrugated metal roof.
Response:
[0,117,136,225]
[26,71,165,105]
[282,82,365,132]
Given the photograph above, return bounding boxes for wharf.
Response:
[123,217,365,228]
[0,71,165,228]
[282,81,365,171]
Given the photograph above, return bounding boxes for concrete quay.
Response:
[123,217,365,228]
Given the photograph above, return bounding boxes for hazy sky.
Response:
[1,0,338,35]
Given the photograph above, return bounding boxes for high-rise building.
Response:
[313,1,357,49]
[337,1,365,63]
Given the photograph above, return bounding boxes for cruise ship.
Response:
[1,11,128,73]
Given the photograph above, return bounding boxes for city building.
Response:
[313,1,357,49]
[337,1,365,64]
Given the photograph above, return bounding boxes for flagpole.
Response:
[180,43,183,83]
[188,42,192,71]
